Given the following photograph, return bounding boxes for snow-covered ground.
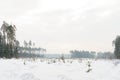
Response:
[0,58,120,80]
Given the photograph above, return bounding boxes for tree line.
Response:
[0,21,120,59]
[70,50,95,58]
[18,40,46,58]
[70,50,114,59]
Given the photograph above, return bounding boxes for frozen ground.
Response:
[0,58,120,80]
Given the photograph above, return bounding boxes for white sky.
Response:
[0,0,120,53]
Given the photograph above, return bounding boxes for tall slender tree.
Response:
[1,21,9,57]
[1,21,9,44]
[6,24,16,57]
[7,25,16,44]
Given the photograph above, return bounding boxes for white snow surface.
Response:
[0,59,120,80]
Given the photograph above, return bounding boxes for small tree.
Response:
[61,54,65,63]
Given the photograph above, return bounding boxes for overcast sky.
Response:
[0,0,120,53]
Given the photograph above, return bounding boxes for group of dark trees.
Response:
[70,50,114,59]
[96,52,114,59]
[70,50,95,58]
[0,21,19,58]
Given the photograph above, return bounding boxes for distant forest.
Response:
[70,50,114,59]
[18,40,46,58]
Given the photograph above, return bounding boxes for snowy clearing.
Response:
[0,59,120,80]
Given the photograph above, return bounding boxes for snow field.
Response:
[0,59,120,80]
